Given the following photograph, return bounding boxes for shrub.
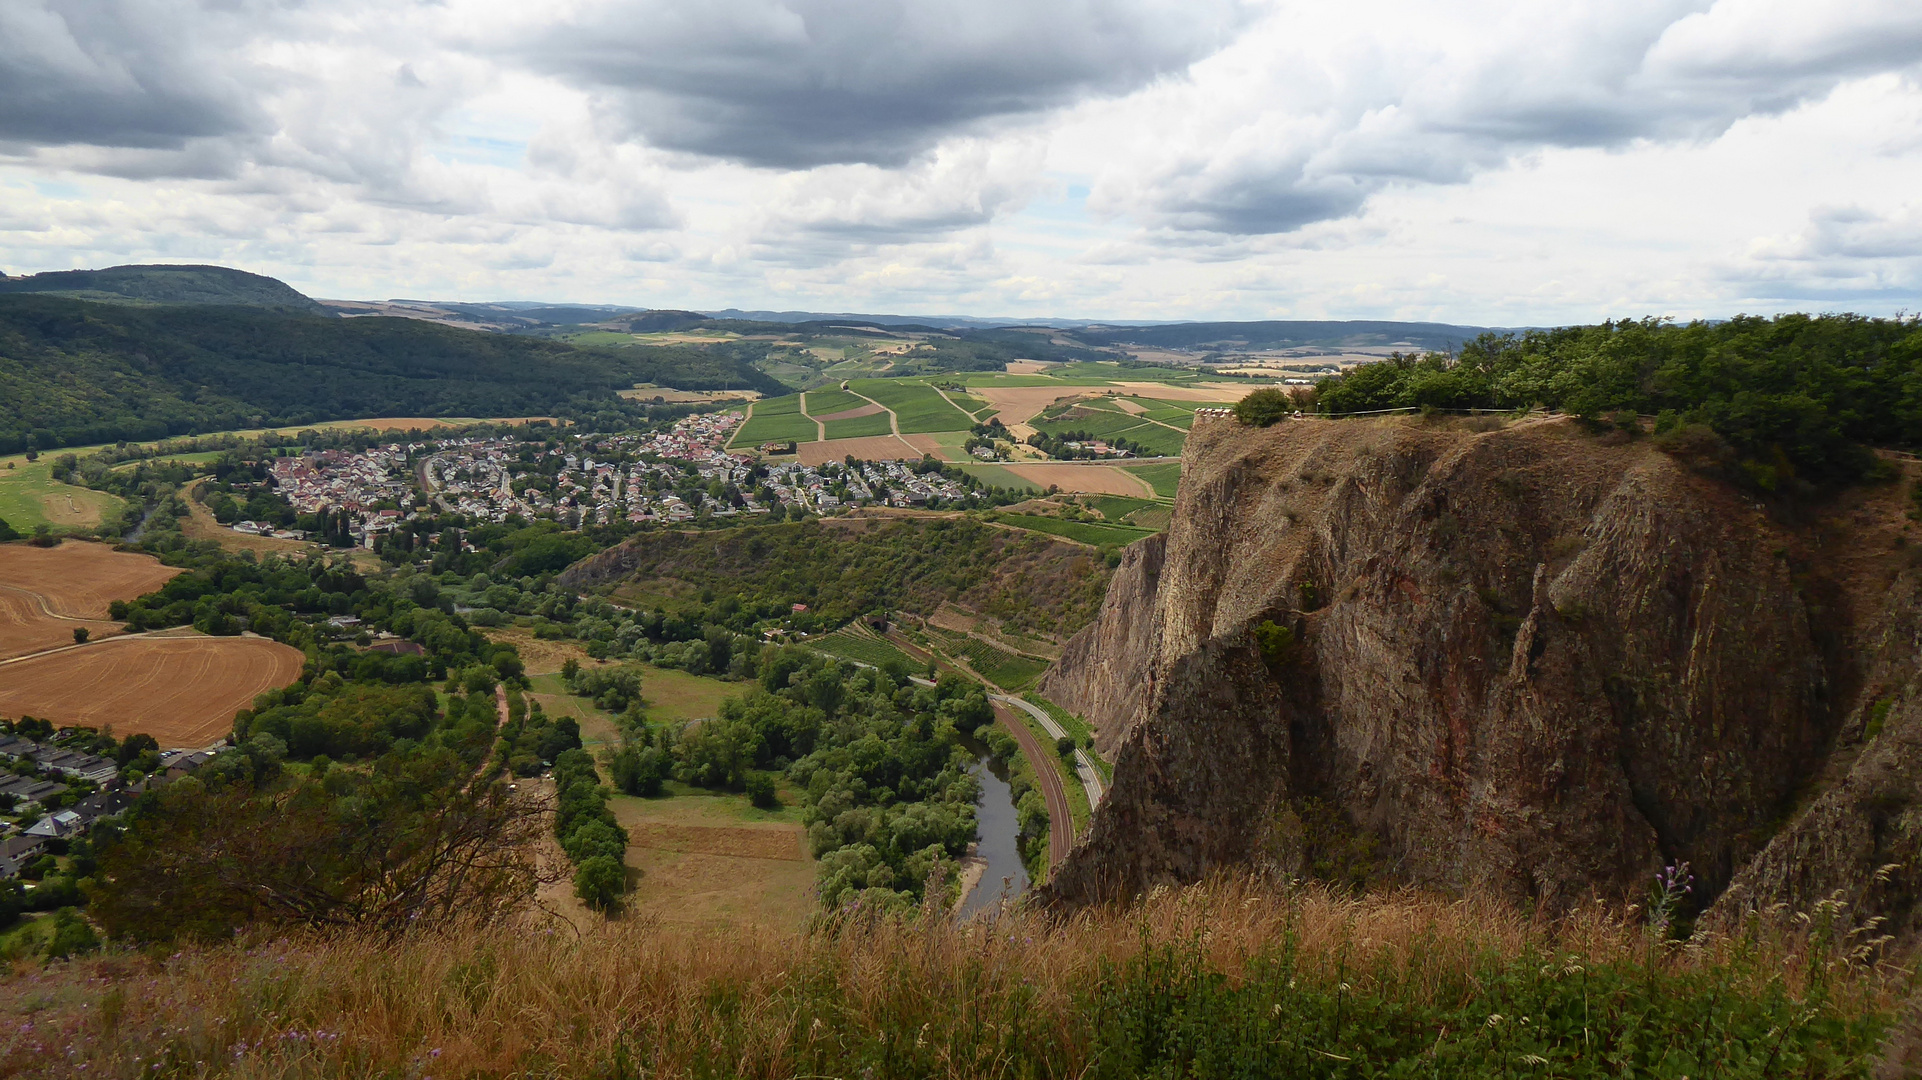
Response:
[744,770,779,809]
[1232,387,1295,427]
[573,856,626,911]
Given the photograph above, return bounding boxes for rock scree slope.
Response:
[1042,413,1922,946]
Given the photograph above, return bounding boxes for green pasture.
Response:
[732,395,817,445]
[1123,462,1184,499]
[0,457,126,535]
[1085,495,1161,521]
[1031,409,1188,457]
[953,464,1042,493]
[823,411,895,439]
[800,389,867,415]
[849,380,973,434]
[1125,505,1172,530]
[941,390,993,418]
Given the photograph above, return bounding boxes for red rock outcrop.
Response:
[1045,414,1922,933]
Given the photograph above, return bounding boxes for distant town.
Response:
[225,410,972,547]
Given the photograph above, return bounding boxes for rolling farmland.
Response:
[0,632,304,746]
[848,380,974,434]
[821,411,895,439]
[732,395,816,445]
[0,541,182,659]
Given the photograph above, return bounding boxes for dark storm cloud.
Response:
[0,0,268,151]
[519,0,1248,169]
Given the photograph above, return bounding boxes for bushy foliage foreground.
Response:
[0,879,1902,1079]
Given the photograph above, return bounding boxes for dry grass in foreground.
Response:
[0,877,1910,1079]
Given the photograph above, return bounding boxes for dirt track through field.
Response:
[0,541,182,660]
[0,634,304,747]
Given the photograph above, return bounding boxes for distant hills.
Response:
[1070,320,1494,353]
[0,296,782,454]
[0,264,330,315]
[0,262,1513,454]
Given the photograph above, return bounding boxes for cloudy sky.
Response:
[2,0,1919,323]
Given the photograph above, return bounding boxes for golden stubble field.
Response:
[0,541,182,660]
[0,540,302,745]
[0,632,304,747]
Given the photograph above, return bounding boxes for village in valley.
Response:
[224,409,972,547]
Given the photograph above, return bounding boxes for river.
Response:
[957,753,1029,919]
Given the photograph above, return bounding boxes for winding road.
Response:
[995,694,1105,807]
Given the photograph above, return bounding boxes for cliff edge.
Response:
[1044,414,1922,939]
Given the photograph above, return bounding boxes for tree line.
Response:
[1300,314,1922,490]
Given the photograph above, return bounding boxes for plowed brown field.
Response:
[0,541,181,660]
[0,634,304,746]
[796,434,924,465]
[997,463,1156,496]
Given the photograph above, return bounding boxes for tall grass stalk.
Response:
[0,876,1904,1078]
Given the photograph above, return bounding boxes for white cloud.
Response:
[0,0,1918,321]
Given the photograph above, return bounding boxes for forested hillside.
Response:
[1312,314,1922,486]
[0,264,328,314]
[0,296,787,452]
[561,516,1112,641]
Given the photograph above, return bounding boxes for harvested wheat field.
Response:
[0,541,181,660]
[998,463,1157,496]
[0,633,303,746]
[795,434,923,465]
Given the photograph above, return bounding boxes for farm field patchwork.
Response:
[0,540,182,660]
[0,632,304,746]
[952,464,1043,493]
[822,411,895,439]
[940,389,993,418]
[794,435,921,466]
[847,380,974,434]
[993,464,1155,498]
[799,389,867,416]
[732,395,816,445]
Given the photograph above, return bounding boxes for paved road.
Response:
[991,699,1073,874]
[995,694,1105,808]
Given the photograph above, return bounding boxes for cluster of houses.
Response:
[227,445,422,544]
[758,459,967,511]
[0,734,215,877]
[218,410,980,543]
[421,438,537,523]
[271,447,413,516]
[1053,439,1133,457]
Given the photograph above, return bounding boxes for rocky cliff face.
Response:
[1046,415,1922,935]
[1035,532,1163,756]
